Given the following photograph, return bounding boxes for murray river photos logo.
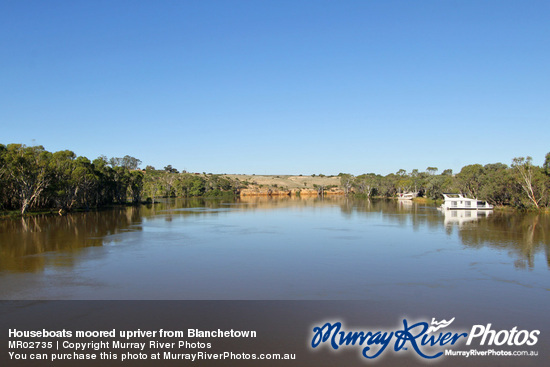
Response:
[310,318,540,360]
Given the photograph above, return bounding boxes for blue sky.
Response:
[1,0,549,175]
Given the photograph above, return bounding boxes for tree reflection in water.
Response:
[1,198,548,274]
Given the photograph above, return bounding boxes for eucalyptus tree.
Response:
[128,170,144,203]
[72,156,98,209]
[112,166,131,203]
[173,173,192,197]
[409,169,420,193]
[3,144,52,214]
[121,155,141,170]
[109,155,141,170]
[0,144,6,176]
[456,164,484,198]
[424,174,450,200]
[544,152,550,176]
[511,157,547,208]
[206,174,235,195]
[48,150,98,211]
[188,175,206,196]
[0,144,8,209]
[353,174,378,197]
[339,173,354,196]
[478,163,513,206]
[164,165,179,174]
[380,173,399,197]
[426,167,438,175]
[395,169,412,193]
[160,171,178,197]
[143,171,161,201]
[49,150,80,211]
[92,156,117,206]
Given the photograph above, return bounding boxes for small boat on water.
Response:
[397,192,416,200]
[440,193,493,210]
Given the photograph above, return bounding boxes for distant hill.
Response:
[225,174,341,190]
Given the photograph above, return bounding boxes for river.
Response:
[2,197,549,366]
[1,197,547,303]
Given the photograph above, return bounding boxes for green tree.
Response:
[112,166,131,203]
[109,155,141,170]
[353,173,379,197]
[0,144,11,209]
[544,152,550,176]
[511,157,547,208]
[426,167,438,175]
[457,164,484,198]
[396,171,413,194]
[121,155,141,170]
[189,176,206,196]
[339,173,354,196]
[164,165,179,174]
[478,163,513,206]
[424,174,449,199]
[92,156,116,206]
[72,156,97,209]
[3,144,52,214]
[379,173,399,197]
[128,170,144,203]
[49,150,80,211]
[409,169,420,193]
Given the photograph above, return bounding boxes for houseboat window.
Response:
[465,201,471,208]
[451,201,457,207]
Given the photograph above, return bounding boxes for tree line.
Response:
[1,143,549,214]
[0,144,146,214]
[0,144,245,215]
[339,153,550,209]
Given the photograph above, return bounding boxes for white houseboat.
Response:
[397,192,416,200]
[440,193,493,210]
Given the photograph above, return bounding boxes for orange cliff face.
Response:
[239,188,291,197]
[228,174,346,197]
[239,188,345,197]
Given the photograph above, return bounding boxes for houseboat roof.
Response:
[442,193,467,199]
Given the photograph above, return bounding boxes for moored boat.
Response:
[440,193,493,210]
[397,192,416,200]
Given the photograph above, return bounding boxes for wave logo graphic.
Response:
[310,318,468,360]
[427,317,455,334]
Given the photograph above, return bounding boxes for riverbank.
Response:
[3,143,549,213]
[3,169,549,218]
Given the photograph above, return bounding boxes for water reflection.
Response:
[458,212,550,270]
[343,200,549,270]
[0,207,143,272]
[1,198,549,277]
[442,209,493,227]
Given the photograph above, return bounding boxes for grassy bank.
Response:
[412,197,442,205]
